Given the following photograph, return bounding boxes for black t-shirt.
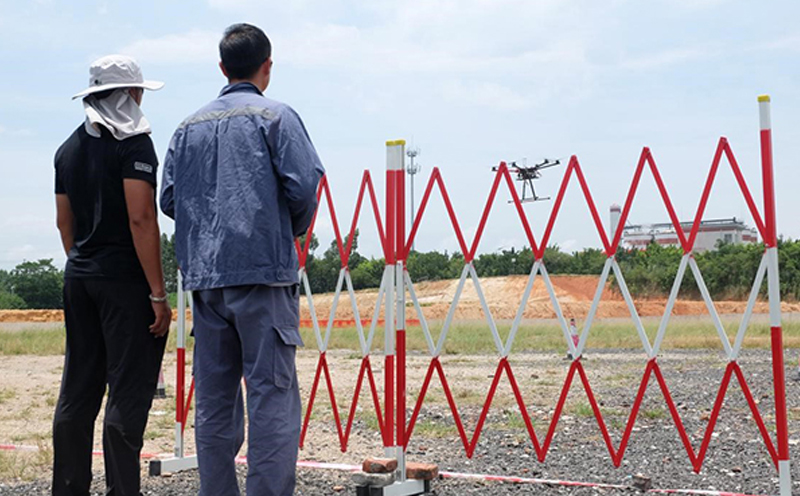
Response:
[55,125,158,280]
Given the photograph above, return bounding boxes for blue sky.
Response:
[1,0,799,269]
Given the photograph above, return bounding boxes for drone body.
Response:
[493,158,561,203]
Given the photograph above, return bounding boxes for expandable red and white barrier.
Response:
[153,97,791,496]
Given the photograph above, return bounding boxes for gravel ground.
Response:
[0,467,644,495]
[3,349,800,495]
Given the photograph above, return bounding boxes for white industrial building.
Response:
[609,204,759,252]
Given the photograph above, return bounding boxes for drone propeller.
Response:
[534,158,561,170]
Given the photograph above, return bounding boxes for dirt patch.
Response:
[3,274,800,324]
[298,274,800,321]
[0,311,64,323]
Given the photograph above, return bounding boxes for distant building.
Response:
[609,204,758,252]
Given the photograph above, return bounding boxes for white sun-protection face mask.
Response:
[83,89,152,141]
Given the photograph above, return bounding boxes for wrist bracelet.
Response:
[149,293,168,303]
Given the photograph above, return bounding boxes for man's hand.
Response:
[150,299,172,338]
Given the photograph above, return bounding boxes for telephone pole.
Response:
[406,147,421,252]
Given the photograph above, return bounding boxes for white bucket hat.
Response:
[72,54,164,100]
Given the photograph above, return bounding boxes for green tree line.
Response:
[0,234,179,310]
[301,231,800,301]
[2,234,799,310]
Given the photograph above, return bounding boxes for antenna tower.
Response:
[406,147,421,252]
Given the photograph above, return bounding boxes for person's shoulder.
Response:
[176,98,225,131]
[224,95,295,127]
[63,124,86,146]
[120,132,155,150]
[55,125,87,163]
[262,97,294,114]
[262,98,304,124]
[231,94,288,120]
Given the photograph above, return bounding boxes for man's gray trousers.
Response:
[192,284,303,496]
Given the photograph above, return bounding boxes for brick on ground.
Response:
[362,458,398,474]
[405,462,438,481]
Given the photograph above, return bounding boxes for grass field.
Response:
[2,317,799,356]
[312,318,800,354]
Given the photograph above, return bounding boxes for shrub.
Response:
[0,291,25,309]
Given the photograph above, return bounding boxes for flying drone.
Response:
[492,158,561,203]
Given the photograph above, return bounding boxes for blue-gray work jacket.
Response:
[160,82,324,291]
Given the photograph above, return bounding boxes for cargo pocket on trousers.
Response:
[273,325,304,390]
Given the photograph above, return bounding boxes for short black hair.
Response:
[219,23,271,80]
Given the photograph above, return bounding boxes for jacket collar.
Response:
[219,81,263,97]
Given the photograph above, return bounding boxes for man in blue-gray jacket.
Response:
[161,23,324,496]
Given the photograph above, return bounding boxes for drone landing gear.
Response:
[516,178,549,203]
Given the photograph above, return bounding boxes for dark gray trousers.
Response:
[53,278,166,496]
[193,284,303,496]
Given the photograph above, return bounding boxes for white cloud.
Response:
[0,243,64,268]
[756,35,800,52]
[207,0,252,9]
[128,0,594,76]
[662,0,728,9]
[274,24,364,68]
[118,18,597,108]
[496,237,526,252]
[0,214,53,231]
[119,30,219,66]
[0,126,34,138]
[3,244,36,260]
[619,46,718,70]
[442,80,532,111]
[560,239,578,252]
[276,23,589,75]
[0,212,65,269]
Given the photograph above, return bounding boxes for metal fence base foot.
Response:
[148,455,199,476]
[355,479,430,496]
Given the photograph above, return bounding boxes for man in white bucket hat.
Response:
[71,54,165,140]
[52,54,171,496]
[72,54,164,99]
